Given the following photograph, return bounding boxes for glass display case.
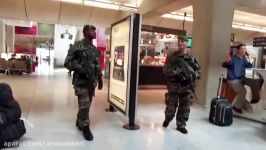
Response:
[141,56,166,66]
[139,31,179,66]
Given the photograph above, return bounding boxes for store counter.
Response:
[138,64,167,88]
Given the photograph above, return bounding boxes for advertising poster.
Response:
[108,17,131,113]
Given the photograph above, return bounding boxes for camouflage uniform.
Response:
[163,52,200,128]
[64,40,102,127]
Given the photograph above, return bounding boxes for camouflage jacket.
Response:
[64,39,102,88]
[163,52,201,83]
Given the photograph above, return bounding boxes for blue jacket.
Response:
[222,55,252,80]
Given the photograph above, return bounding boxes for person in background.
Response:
[8,54,16,61]
[67,44,74,76]
[25,55,32,74]
[68,70,73,76]
[222,43,253,113]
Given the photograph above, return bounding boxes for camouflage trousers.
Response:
[74,86,95,127]
[164,83,191,128]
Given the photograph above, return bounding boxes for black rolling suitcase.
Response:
[209,76,233,126]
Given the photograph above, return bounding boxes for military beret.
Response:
[178,35,188,42]
[83,25,96,33]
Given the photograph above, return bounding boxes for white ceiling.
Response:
[173,6,266,27]
[0,0,266,28]
[236,0,266,17]
[0,0,266,34]
[0,0,265,45]
[0,0,123,28]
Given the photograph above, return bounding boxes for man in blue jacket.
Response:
[222,44,252,113]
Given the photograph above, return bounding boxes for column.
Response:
[192,0,237,106]
[5,25,15,53]
[0,20,5,53]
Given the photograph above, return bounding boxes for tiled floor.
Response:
[0,68,266,150]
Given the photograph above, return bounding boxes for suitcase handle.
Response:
[217,74,225,98]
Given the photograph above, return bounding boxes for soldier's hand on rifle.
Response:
[98,76,103,90]
[176,72,193,87]
[74,65,87,75]
[175,72,186,82]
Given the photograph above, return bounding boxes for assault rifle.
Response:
[78,51,94,82]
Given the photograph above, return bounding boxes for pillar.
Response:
[192,0,237,106]
[0,20,5,53]
[5,25,15,53]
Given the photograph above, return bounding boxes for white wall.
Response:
[5,19,32,27]
[5,25,14,53]
[0,20,5,53]
[54,24,76,67]
[246,45,260,68]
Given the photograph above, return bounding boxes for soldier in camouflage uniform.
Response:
[162,35,200,134]
[64,25,103,141]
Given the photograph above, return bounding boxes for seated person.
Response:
[222,44,252,113]
[0,83,26,149]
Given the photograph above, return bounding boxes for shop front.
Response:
[138,25,186,88]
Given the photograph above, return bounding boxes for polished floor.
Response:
[0,68,266,150]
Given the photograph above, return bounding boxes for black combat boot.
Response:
[163,121,169,128]
[76,120,82,131]
[176,127,188,134]
[83,126,93,141]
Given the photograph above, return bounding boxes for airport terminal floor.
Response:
[0,65,266,150]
